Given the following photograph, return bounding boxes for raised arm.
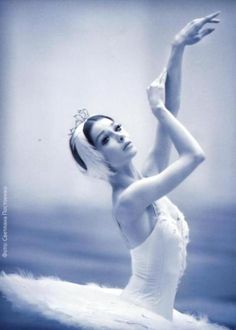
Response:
[165,12,220,115]
[117,86,205,219]
[166,11,220,112]
[142,12,220,175]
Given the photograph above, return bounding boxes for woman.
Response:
[0,12,227,330]
[69,11,218,321]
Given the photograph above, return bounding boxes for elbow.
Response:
[192,151,206,164]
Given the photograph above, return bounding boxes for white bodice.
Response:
[120,198,189,321]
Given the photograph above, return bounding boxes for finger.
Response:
[210,18,220,23]
[191,35,201,44]
[156,80,165,89]
[157,76,165,88]
[160,70,167,84]
[203,11,221,24]
[150,79,159,87]
[150,77,163,88]
[205,11,221,20]
[199,28,215,38]
[156,70,167,87]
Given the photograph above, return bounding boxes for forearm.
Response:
[165,42,185,115]
[149,43,185,172]
[155,105,205,157]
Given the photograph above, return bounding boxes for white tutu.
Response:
[0,271,228,330]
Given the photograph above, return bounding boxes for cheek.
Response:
[103,144,122,163]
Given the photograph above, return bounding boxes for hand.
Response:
[173,11,220,46]
[147,69,167,116]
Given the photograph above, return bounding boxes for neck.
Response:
[109,161,142,191]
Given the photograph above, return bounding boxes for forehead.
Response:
[90,117,113,140]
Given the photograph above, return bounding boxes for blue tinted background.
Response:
[0,0,235,329]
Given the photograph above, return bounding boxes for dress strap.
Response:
[152,202,158,218]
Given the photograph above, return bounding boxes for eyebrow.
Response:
[95,122,114,143]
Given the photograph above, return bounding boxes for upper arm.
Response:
[119,154,205,218]
[141,122,172,176]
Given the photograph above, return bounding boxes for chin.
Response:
[124,148,137,163]
[130,146,138,158]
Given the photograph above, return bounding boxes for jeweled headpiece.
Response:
[69,109,113,180]
[69,108,90,136]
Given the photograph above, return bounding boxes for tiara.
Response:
[69,108,90,136]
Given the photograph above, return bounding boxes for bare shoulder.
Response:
[113,174,160,220]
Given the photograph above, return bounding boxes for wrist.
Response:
[151,103,167,120]
[172,34,186,48]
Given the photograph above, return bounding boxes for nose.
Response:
[117,133,125,143]
[110,130,126,143]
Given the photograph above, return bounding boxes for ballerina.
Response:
[0,11,228,330]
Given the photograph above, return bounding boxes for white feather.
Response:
[0,272,228,330]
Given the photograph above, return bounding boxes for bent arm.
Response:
[143,12,219,176]
[118,105,205,218]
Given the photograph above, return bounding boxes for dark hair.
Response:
[69,114,114,171]
[83,115,114,146]
[69,137,87,170]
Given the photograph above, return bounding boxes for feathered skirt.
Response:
[0,272,229,330]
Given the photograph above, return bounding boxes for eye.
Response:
[101,136,109,145]
[114,124,122,131]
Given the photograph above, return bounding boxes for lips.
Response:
[123,141,132,150]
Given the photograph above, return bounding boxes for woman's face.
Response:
[90,118,137,169]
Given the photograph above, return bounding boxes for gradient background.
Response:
[0,0,235,329]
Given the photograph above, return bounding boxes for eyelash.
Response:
[101,124,122,145]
